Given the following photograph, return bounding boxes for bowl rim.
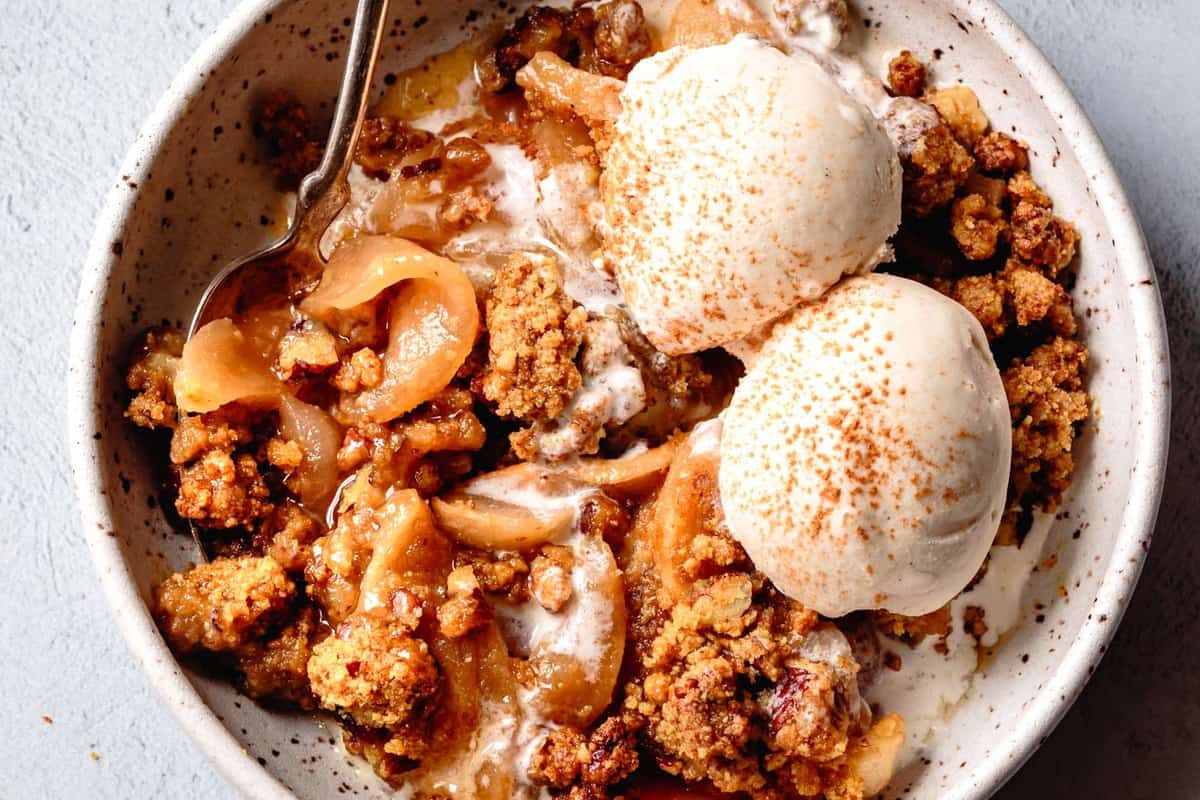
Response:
[66,1,1171,798]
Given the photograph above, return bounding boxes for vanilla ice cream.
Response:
[718,274,1011,617]
[601,35,902,356]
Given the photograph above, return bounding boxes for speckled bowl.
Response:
[68,1,1170,798]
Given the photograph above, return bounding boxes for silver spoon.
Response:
[187,0,390,337]
[185,0,390,558]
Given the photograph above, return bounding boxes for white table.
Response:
[4,1,1196,796]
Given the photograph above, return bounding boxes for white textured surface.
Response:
[1,1,1195,798]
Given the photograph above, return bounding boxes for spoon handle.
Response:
[293,0,391,248]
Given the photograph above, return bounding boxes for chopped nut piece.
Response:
[950,193,1007,261]
[276,319,339,379]
[974,131,1029,175]
[355,116,435,180]
[266,438,303,470]
[485,6,569,92]
[437,565,493,638]
[771,0,851,47]
[530,546,574,612]
[581,715,641,785]
[441,136,493,181]
[594,0,652,67]
[332,348,384,393]
[154,556,294,653]
[924,85,989,147]
[887,50,926,97]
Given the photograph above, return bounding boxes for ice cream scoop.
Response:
[718,273,1011,617]
[601,35,902,356]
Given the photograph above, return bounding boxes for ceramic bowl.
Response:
[67,0,1170,797]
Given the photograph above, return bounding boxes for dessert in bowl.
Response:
[68,0,1169,798]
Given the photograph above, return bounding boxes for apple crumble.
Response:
[124,2,1089,797]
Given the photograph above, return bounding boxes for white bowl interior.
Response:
[72,0,1167,798]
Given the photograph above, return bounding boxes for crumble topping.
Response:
[899,117,974,217]
[176,450,274,529]
[478,252,587,422]
[125,328,183,429]
[1004,337,1090,508]
[307,611,440,730]
[235,605,324,709]
[153,555,294,653]
[974,131,1029,175]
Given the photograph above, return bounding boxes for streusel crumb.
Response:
[1003,336,1089,508]
[436,566,493,638]
[154,556,294,653]
[530,545,574,612]
[254,502,322,574]
[901,120,975,217]
[479,252,587,421]
[1007,170,1052,208]
[455,550,531,603]
[307,612,440,729]
[276,319,339,379]
[125,328,183,429]
[332,347,385,393]
[169,408,256,465]
[235,605,324,709]
[974,131,1029,175]
[950,192,1007,261]
[1010,199,1079,275]
[266,437,303,470]
[874,606,951,644]
[176,450,274,529]
[529,727,588,788]
[887,50,926,98]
